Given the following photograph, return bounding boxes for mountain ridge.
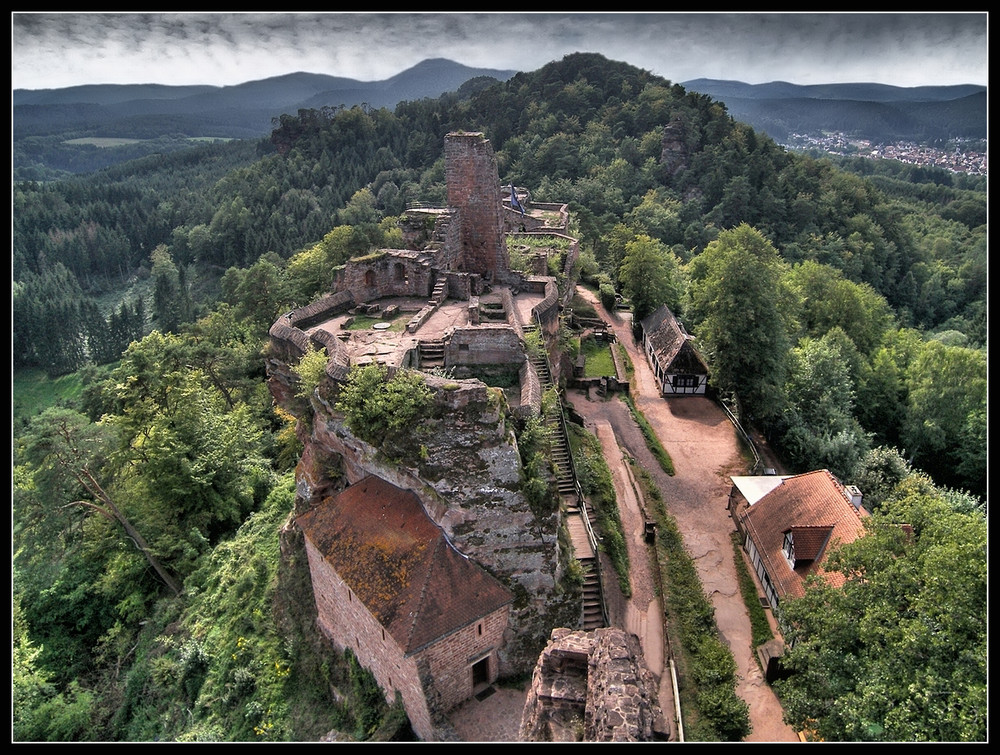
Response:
[13,60,518,142]
[13,60,985,178]
[679,78,986,144]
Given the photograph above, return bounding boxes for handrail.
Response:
[719,398,761,473]
[535,312,608,626]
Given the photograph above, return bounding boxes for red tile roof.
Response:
[738,470,868,600]
[296,475,513,653]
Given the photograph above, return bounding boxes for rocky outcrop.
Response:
[660,116,690,178]
[519,627,670,742]
[268,363,578,676]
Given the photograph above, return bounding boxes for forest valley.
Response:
[12,54,986,742]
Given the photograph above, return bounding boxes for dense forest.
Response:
[13,53,986,741]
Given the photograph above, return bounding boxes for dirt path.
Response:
[571,288,798,743]
[450,290,798,742]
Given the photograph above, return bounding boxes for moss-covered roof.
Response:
[296,475,513,654]
[640,305,709,376]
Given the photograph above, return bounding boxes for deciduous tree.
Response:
[685,223,795,426]
[776,478,987,741]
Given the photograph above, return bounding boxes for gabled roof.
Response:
[738,470,868,600]
[784,524,834,561]
[640,305,709,376]
[296,475,513,654]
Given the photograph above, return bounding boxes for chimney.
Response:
[844,484,863,511]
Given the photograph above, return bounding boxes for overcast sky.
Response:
[11,12,989,92]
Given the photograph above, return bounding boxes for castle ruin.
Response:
[266,132,588,740]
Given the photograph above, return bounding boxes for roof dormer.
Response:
[782,525,834,568]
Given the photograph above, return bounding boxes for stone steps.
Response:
[581,560,605,630]
[531,340,606,631]
[418,339,445,369]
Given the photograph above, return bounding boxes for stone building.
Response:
[296,475,513,741]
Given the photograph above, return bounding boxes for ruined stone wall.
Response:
[444,132,510,281]
[518,361,543,419]
[287,291,355,329]
[519,628,670,743]
[531,279,560,334]
[300,536,435,740]
[266,317,352,402]
[503,203,570,234]
[444,325,525,368]
[441,271,474,301]
[530,278,565,385]
[333,251,433,303]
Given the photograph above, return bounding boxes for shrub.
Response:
[335,364,433,448]
[599,282,617,312]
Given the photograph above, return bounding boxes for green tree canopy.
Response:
[784,260,895,355]
[779,330,871,481]
[685,223,795,425]
[617,233,683,322]
[776,477,987,742]
[901,340,986,496]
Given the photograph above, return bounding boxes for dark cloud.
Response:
[11,12,988,90]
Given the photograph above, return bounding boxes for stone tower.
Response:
[445,132,510,281]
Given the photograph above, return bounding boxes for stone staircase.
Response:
[530,337,606,630]
[418,339,445,370]
[582,564,605,630]
[429,278,448,306]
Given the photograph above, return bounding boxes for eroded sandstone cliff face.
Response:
[519,627,670,742]
[266,354,579,675]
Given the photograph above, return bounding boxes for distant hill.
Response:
[13,58,518,141]
[14,61,986,180]
[680,79,987,144]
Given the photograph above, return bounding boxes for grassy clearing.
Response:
[13,368,87,424]
[344,315,407,332]
[64,137,144,147]
[581,337,616,378]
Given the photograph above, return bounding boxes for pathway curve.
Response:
[571,287,798,743]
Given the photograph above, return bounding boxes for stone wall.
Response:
[301,535,435,739]
[444,325,525,368]
[519,628,671,742]
[333,250,434,304]
[418,608,510,715]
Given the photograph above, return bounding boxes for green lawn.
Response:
[581,336,616,378]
